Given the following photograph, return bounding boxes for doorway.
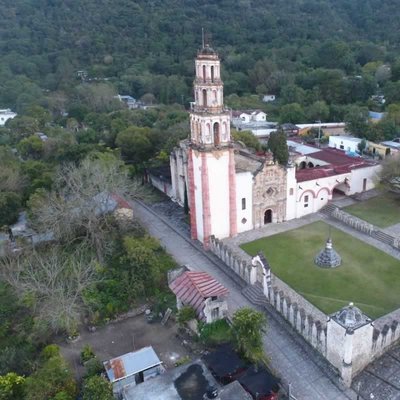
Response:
[264,209,272,224]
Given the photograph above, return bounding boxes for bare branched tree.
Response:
[29,155,144,260]
[380,153,400,194]
[0,166,25,193]
[0,247,98,334]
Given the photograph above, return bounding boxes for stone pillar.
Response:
[249,264,257,285]
[341,329,354,387]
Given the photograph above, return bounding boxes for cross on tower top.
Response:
[200,28,215,54]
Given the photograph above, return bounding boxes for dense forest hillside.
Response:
[2,0,400,111]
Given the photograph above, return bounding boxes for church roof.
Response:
[234,152,263,174]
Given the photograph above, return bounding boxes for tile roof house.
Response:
[168,267,229,323]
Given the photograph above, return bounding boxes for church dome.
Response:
[333,302,370,330]
[197,44,218,59]
[199,44,216,55]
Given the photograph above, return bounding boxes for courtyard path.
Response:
[132,200,358,400]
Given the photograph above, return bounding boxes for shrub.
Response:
[82,375,113,400]
[199,319,232,346]
[41,344,60,360]
[177,306,196,325]
[232,308,267,365]
[174,356,190,367]
[80,345,95,364]
[84,358,104,378]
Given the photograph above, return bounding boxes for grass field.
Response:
[344,193,400,228]
[241,221,400,319]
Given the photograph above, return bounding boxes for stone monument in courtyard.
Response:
[314,237,341,268]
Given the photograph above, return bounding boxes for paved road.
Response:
[133,200,358,400]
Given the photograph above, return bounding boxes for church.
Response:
[168,44,380,248]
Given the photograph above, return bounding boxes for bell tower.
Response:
[187,41,237,248]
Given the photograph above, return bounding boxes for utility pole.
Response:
[316,120,322,147]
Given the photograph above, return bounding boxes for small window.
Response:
[289,188,294,196]
[304,203,309,208]
[242,198,246,210]
[241,218,247,224]
[304,195,309,202]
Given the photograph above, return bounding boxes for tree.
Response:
[375,64,391,84]
[0,160,24,194]
[357,138,367,155]
[232,307,267,364]
[81,376,113,400]
[280,85,306,105]
[268,130,289,165]
[115,126,153,164]
[0,247,98,334]
[279,103,305,124]
[75,83,121,113]
[0,372,25,400]
[140,93,156,105]
[29,154,142,260]
[0,192,21,226]
[24,349,77,400]
[379,154,400,194]
[232,130,261,151]
[344,106,369,137]
[25,105,51,129]
[6,116,39,141]
[384,81,400,104]
[17,135,44,159]
[307,101,329,122]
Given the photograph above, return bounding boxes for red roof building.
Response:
[169,270,229,323]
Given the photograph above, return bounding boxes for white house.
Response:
[262,94,276,102]
[0,109,17,126]
[329,136,362,153]
[114,95,137,109]
[233,110,267,123]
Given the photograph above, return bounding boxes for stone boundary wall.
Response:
[332,208,375,235]
[209,235,328,356]
[331,207,400,249]
[371,308,400,359]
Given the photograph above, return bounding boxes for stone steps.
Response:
[242,283,269,308]
[319,203,339,217]
[372,230,394,246]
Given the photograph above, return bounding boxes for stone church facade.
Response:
[168,44,380,248]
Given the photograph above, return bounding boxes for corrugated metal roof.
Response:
[169,272,229,317]
[103,346,162,383]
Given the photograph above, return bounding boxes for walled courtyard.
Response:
[241,221,400,319]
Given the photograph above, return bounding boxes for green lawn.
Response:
[343,193,400,228]
[241,221,400,319]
